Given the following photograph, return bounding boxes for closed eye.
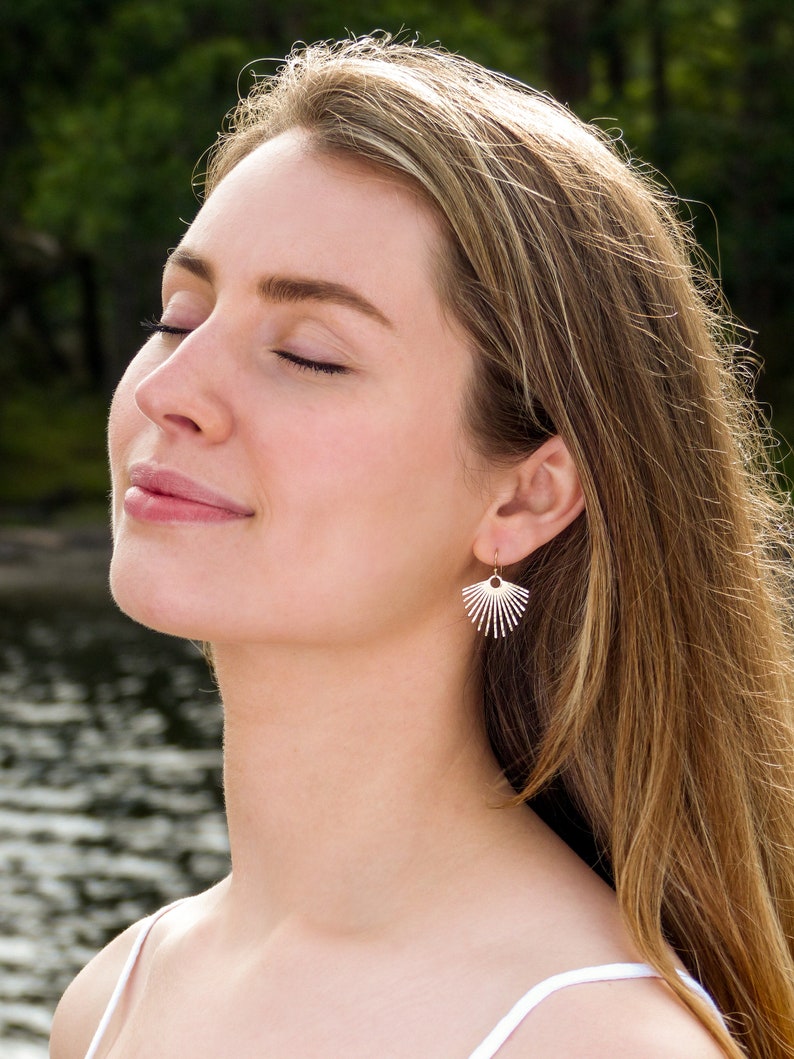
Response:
[141,317,192,337]
[275,349,348,376]
[139,320,347,375]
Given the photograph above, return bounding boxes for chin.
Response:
[109,555,214,640]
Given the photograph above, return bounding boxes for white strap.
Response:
[466,962,723,1059]
[83,899,187,1059]
[82,921,722,1059]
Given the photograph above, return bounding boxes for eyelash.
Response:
[274,349,348,376]
[140,318,347,376]
[140,317,192,337]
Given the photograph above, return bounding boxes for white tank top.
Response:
[83,900,725,1059]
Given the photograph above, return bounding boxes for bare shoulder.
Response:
[49,916,145,1059]
[499,974,728,1059]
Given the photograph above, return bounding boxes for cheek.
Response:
[107,375,136,476]
[108,343,161,447]
[107,357,152,513]
[265,391,477,560]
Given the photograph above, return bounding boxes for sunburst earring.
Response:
[462,552,529,638]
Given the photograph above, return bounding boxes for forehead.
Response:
[179,131,446,323]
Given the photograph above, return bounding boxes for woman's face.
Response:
[108,130,491,646]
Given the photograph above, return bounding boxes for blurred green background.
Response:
[2,0,792,524]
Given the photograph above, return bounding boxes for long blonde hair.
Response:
[205,35,794,1058]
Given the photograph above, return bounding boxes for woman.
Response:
[50,35,794,1058]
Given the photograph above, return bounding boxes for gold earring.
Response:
[462,552,529,637]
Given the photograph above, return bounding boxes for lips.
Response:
[124,462,254,524]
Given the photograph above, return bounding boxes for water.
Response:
[0,532,229,1056]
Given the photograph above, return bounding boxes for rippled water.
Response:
[0,553,229,1056]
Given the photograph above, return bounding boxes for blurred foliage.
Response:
[1,0,793,514]
[0,385,108,514]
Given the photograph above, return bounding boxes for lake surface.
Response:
[0,530,229,1056]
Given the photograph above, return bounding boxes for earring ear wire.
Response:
[462,551,529,637]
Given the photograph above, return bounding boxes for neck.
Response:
[211,625,513,935]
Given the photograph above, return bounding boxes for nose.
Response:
[133,332,234,443]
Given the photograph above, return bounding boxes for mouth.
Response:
[124,462,255,524]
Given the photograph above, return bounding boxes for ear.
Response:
[472,435,584,567]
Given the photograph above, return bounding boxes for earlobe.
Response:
[473,436,584,567]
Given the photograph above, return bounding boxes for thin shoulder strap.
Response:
[466,963,723,1059]
[83,898,187,1059]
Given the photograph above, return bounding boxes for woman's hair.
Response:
[204,35,794,1057]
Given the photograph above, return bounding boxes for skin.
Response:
[50,130,725,1058]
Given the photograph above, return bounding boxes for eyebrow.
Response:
[166,247,213,282]
[166,246,393,330]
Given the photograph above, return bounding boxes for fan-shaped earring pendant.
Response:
[462,554,529,638]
